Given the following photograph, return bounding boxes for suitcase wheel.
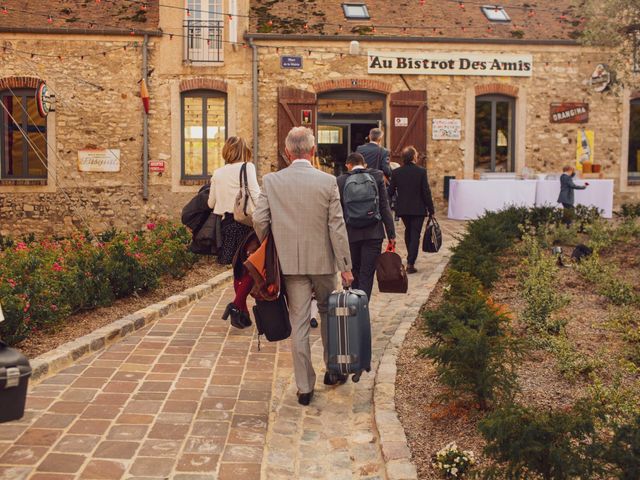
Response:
[365,367,371,373]
[352,372,361,383]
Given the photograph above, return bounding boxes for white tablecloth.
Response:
[447,179,615,220]
[535,179,614,218]
[447,180,538,220]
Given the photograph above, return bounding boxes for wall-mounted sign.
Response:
[590,64,612,92]
[576,128,594,171]
[394,117,408,127]
[550,103,589,124]
[432,119,462,140]
[149,161,165,173]
[368,51,532,77]
[301,109,312,125]
[78,149,121,172]
[281,56,303,69]
[36,82,55,117]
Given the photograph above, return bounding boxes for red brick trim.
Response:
[0,76,41,91]
[179,78,227,93]
[631,90,640,100]
[475,83,519,98]
[313,79,393,94]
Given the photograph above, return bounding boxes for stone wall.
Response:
[254,41,639,206]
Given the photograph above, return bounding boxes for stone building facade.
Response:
[1,0,639,235]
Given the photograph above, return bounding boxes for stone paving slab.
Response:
[0,220,464,480]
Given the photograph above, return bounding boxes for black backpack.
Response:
[343,171,381,228]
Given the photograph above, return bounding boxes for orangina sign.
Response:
[368,51,533,77]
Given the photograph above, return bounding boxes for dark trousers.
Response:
[561,203,574,226]
[349,238,383,300]
[401,215,425,266]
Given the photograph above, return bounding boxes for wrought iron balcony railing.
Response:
[184,19,224,63]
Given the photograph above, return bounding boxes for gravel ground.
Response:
[396,241,640,479]
[17,257,228,358]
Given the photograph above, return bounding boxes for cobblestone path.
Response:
[0,220,463,480]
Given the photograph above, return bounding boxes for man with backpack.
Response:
[337,152,396,300]
[356,128,392,180]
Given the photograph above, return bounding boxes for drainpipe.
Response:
[249,38,260,177]
[142,34,149,200]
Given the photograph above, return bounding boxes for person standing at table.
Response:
[388,146,434,274]
[558,165,589,226]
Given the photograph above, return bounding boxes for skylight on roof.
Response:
[481,5,511,22]
[342,3,370,20]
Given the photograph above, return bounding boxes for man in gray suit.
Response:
[253,127,353,406]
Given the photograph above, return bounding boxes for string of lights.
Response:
[0,35,603,67]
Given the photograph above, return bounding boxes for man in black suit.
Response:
[337,152,396,299]
[355,128,392,179]
[388,146,435,274]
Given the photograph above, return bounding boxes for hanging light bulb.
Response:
[47,15,53,23]
[2,7,8,15]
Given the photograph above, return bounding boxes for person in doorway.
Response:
[207,137,260,328]
[356,127,392,179]
[337,152,396,300]
[558,165,588,226]
[253,127,353,406]
[388,146,435,274]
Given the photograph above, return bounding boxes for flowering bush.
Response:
[432,442,476,479]
[0,222,197,345]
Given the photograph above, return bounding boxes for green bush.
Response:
[421,270,521,410]
[479,401,604,480]
[617,203,640,219]
[549,335,602,382]
[0,222,197,345]
[605,415,640,479]
[575,255,638,306]
[518,234,569,333]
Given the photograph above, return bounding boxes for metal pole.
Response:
[249,38,260,177]
[142,34,149,200]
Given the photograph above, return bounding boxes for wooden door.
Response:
[389,90,428,166]
[277,87,317,170]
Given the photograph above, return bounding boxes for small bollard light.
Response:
[552,246,564,267]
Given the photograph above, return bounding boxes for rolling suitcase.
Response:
[326,289,372,383]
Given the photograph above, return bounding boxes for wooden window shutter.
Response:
[389,91,428,166]
[277,87,317,170]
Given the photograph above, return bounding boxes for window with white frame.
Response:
[184,0,224,63]
[481,5,511,23]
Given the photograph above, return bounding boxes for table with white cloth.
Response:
[447,178,615,220]
[447,179,538,220]
[535,179,614,218]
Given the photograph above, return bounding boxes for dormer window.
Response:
[481,5,510,22]
[342,3,370,20]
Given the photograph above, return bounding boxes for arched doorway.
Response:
[316,90,386,176]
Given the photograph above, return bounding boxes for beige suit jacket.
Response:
[253,160,352,276]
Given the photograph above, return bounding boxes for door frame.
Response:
[474,94,516,173]
[316,118,382,154]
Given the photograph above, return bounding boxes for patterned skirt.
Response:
[218,214,252,265]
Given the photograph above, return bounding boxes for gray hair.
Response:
[369,128,384,142]
[285,127,316,157]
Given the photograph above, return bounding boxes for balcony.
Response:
[184,19,224,64]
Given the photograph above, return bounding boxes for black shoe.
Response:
[323,371,348,386]
[297,390,314,406]
[239,311,252,328]
[406,265,418,274]
[222,302,239,321]
[310,318,318,328]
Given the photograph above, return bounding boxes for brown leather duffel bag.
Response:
[375,245,408,294]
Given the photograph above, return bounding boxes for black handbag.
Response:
[375,245,408,294]
[253,294,291,343]
[422,215,442,253]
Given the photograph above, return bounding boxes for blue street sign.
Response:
[280,56,303,69]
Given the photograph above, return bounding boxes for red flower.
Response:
[15,242,28,251]
[51,304,58,311]
[52,262,63,272]
[146,223,156,230]
[7,278,16,288]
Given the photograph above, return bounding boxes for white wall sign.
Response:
[432,119,462,140]
[78,149,121,172]
[394,117,408,127]
[368,51,533,77]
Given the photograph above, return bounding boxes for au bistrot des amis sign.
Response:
[368,51,532,77]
